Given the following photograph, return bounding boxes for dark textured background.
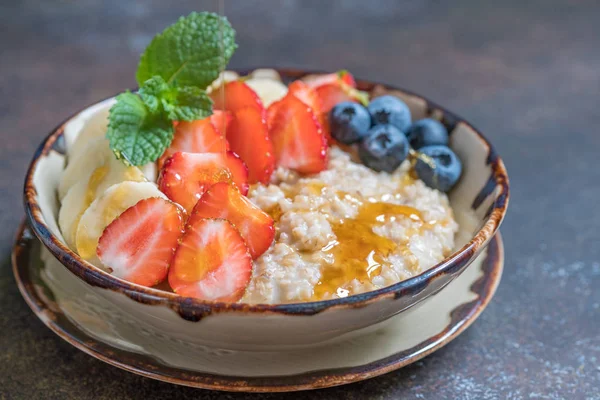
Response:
[1,0,599,399]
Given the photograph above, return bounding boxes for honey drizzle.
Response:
[68,166,109,246]
[313,200,422,300]
[76,185,130,259]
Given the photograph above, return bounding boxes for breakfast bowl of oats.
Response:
[20,12,508,364]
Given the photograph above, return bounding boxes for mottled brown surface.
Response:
[1,0,599,399]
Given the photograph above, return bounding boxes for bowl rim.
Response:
[23,67,510,319]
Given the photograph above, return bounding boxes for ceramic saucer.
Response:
[13,221,503,392]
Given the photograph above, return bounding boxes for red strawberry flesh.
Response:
[169,218,252,301]
[158,118,229,169]
[97,197,185,287]
[210,81,266,118]
[226,107,275,184]
[158,151,249,213]
[192,182,274,259]
[268,94,328,174]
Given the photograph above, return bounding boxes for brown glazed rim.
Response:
[12,221,503,392]
[23,68,510,319]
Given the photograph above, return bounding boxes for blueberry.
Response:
[329,102,371,144]
[414,145,462,192]
[368,95,412,132]
[358,124,409,173]
[406,118,449,149]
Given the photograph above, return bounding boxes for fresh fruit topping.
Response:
[316,83,358,114]
[304,70,356,89]
[414,145,462,192]
[268,94,328,174]
[59,138,146,201]
[207,71,240,93]
[75,181,167,268]
[158,117,229,168]
[168,218,252,301]
[192,182,275,259]
[209,110,233,134]
[226,107,275,184]
[406,118,449,149]
[288,80,331,141]
[245,78,288,107]
[329,101,371,144]
[358,124,409,173]
[107,12,237,166]
[248,68,282,81]
[158,151,249,213]
[288,81,322,112]
[97,198,185,287]
[210,80,265,117]
[368,95,412,132]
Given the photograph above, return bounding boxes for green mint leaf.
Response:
[138,76,170,113]
[106,92,174,166]
[138,76,213,122]
[162,86,213,121]
[136,12,237,88]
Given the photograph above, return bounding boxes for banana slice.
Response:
[65,101,159,182]
[59,138,146,200]
[75,181,166,269]
[249,68,282,81]
[207,70,239,94]
[68,105,111,158]
[58,156,147,250]
[245,78,288,107]
[140,162,157,183]
[63,100,115,156]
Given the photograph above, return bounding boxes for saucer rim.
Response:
[12,220,504,392]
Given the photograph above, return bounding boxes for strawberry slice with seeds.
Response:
[304,70,357,89]
[169,218,252,301]
[288,80,332,141]
[209,110,233,134]
[288,81,322,113]
[158,118,229,169]
[210,80,266,118]
[226,107,275,184]
[97,197,185,287]
[267,94,328,174]
[192,182,274,259]
[158,151,249,213]
[316,83,360,114]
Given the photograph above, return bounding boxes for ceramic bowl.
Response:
[23,68,509,351]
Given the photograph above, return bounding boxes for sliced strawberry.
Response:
[158,118,229,169]
[210,81,266,118]
[304,70,357,89]
[268,94,328,174]
[316,83,360,114]
[158,152,249,213]
[209,110,233,134]
[288,81,322,113]
[226,107,275,184]
[97,197,185,287]
[288,80,332,141]
[192,182,274,259]
[169,218,252,301]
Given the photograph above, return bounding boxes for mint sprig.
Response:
[106,12,237,166]
[107,92,174,166]
[138,76,213,122]
[136,12,237,88]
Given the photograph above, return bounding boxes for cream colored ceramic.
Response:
[13,221,503,391]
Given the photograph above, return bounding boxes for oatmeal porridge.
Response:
[244,147,457,303]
